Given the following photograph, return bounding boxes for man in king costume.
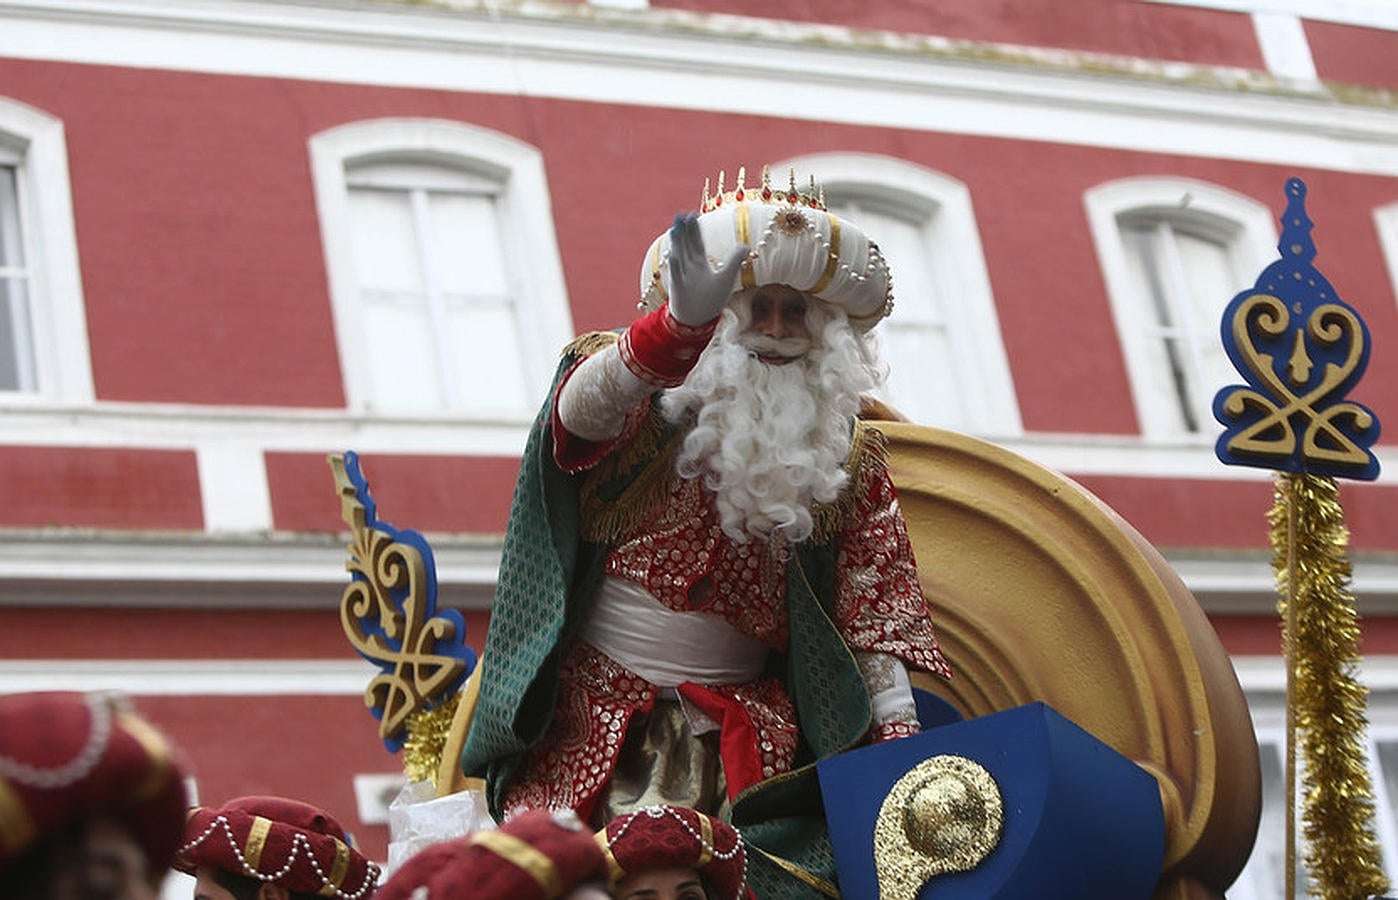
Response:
[459,167,951,896]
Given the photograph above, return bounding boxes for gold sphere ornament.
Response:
[873,754,1004,899]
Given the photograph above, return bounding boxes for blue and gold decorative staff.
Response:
[328,451,477,785]
[1214,177,1384,899]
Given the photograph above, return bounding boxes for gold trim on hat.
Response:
[0,777,37,858]
[695,814,714,868]
[469,829,563,897]
[735,204,756,289]
[595,829,624,883]
[244,816,272,872]
[650,241,668,304]
[318,837,351,896]
[115,712,172,802]
[808,212,842,295]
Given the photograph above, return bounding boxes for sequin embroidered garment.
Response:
[505,365,950,817]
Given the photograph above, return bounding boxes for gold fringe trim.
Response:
[580,410,682,543]
[1273,472,1388,899]
[562,331,620,360]
[809,419,886,545]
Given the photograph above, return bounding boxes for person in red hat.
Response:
[177,796,380,900]
[0,690,191,900]
[376,808,610,900]
[599,805,749,900]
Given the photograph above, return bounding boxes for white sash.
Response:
[579,576,770,687]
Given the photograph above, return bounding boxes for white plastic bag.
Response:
[384,781,497,875]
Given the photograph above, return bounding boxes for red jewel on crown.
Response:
[698,166,827,213]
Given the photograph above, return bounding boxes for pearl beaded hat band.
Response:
[638,166,894,332]
[598,804,749,900]
[177,795,380,900]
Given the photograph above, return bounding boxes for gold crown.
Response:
[700,165,827,214]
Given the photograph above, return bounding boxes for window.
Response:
[1085,178,1276,440]
[779,153,1021,437]
[0,157,34,391]
[1234,660,1398,898]
[0,96,92,405]
[1375,201,1398,318]
[310,119,572,420]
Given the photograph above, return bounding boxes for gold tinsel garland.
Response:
[400,693,461,787]
[1271,472,1388,898]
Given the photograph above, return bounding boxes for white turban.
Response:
[638,172,893,331]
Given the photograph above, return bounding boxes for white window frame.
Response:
[0,95,94,406]
[778,152,1022,438]
[309,118,572,421]
[1085,177,1277,443]
[1375,201,1398,319]
[1235,656,1398,898]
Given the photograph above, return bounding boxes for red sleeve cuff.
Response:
[619,302,718,387]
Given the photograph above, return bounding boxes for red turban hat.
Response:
[376,808,610,900]
[600,805,749,900]
[0,691,189,878]
[178,795,380,899]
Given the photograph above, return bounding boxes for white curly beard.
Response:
[660,299,883,543]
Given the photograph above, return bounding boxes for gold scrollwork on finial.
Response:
[329,454,467,745]
[873,754,1004,900]
[1219,295,1375,468]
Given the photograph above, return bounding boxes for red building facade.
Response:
[1,1,1396,894]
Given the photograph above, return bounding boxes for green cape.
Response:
[461,342,876,896]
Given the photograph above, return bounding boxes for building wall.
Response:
[2,0,1396,889]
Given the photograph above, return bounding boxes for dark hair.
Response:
[211,868,320,900]
[2,837,60,900]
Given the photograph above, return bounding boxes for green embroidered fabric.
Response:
[460,338,877,895]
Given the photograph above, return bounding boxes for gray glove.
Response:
[666,212,749,327]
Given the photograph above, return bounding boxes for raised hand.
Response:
[666,212,749,326]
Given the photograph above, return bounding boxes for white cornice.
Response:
[0,658,374,694]
[0,530,503,608]
[1165,549,1398,614]
[0,0,1396,174]
[3,400,1394,478]
[1,528,1395,614]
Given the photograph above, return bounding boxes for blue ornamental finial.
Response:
[1213,178,1381,480]
[1280,177,1316,265]
[330,451,477,752]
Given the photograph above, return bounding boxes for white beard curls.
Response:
[660,296,884,543]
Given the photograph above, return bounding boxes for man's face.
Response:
[47,817,160,900]
[740,283,811,364]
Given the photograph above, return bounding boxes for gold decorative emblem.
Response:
[329,452,473,752]
[1218,294,1374,466]
[873,755,1004,900]
[1214,177,1379,481]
